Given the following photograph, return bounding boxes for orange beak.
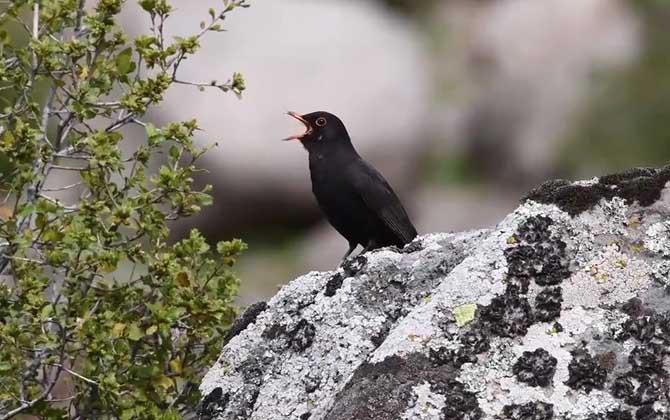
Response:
[283,111,313,141]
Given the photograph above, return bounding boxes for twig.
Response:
[49,164,86,171]
[47,364,98,385]
[32,2,39,40]
[41,182,83,192]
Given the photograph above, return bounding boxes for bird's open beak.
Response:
[283,111,312,141]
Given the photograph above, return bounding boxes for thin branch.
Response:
[47,364,98,385]
[32,2,39,40]
[173,79,232,92]
[36,193,78,211]
[41,182,83,192]
[49,164,86,171]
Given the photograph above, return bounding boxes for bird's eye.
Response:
[315,117,327,127]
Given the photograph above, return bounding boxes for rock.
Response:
[431,0,640,186]
[199,166,670,419]
[120,1,431,240]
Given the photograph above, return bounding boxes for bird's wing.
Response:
[348,159,417,244]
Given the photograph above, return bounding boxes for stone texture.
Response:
[199,166,670,419]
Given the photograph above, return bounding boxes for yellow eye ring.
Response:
[316,117,327,127]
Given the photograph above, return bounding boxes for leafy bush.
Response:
[0,1,248,418]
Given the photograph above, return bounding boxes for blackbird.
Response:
[284,111,417,261]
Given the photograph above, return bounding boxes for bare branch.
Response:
[47,364,98,386]
[41,182,83,192]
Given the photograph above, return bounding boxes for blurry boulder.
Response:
[431,0,640,187]
[121,1,431,241]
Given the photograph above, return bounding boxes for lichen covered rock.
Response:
[199,167,670,420]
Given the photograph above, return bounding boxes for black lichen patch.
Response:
[620,310,670,347]
[324,272,344,297]
[299,413,311,420]
[612,372,665,406]
[622,298,646,318]
[599,167,658,184]
[304,372,321,394]
[515,215,553,243]
[524,179,612,216]
[505,216,570,292]
[370,320,394,348]
[237,358,263,413]
[628,344,666,374]
[512,348,558,387]
[432,380,483,420]
[429,319,489,368]
[480,289,534,337]
[505,245,538,278]
[261,322,287,341]
[223,301,267,346]
[588,409,634,420]
[621,315,658,343]
[262,318,316,352]
[288,319,316,352]
[341,254,368,277]
[429,345,478,368]
[323,353,482,420]
[399,239,424,254]
[607,409,635,420]
[601,166,670,207]
[198,387,229,420]
[535,287,563,322]
[524,166,670,216]
[500,401,554,420]
[429,346,453,366]
[460,327,491,355]
[535,247,570,286]
[610,304,669,412]
[565,349,608,393]
[634,405,665,420]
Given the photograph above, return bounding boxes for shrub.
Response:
[0,1,248,418]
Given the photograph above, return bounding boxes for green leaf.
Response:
[127,323,144,341]
[16,204,34,218]
[116,48,136,75]
[168,145,180,160]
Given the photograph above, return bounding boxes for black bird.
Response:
[284,111,417,261]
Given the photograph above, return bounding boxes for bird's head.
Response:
[283,111,352,151]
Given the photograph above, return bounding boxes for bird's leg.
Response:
[339,242,358,265]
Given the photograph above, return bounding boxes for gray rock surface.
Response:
[199,167,670,420]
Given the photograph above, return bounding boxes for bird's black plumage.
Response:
[285,111,417,261]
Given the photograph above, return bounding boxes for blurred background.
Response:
[7,0,670,305]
